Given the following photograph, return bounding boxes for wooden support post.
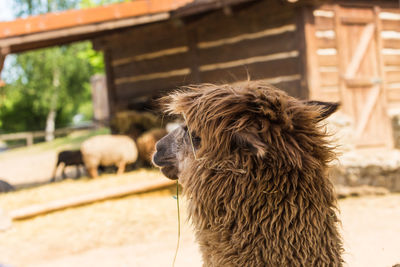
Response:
[26,133,34,146]
[334,5,348,114]
[297,6,319,100]
[103,49,118,132]
[0,52,6,86]
[0,53,5,72]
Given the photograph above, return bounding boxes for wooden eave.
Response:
[0,12,170,55]
[0,0,195,55]
[172,0,257,17]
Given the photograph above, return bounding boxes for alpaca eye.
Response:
[192,135,201,147]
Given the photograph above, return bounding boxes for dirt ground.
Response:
[0,141,399,267]
[0,128,109,185]
[0,189,399,267]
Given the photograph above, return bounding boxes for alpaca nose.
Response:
[155,139,165,154]
[152,152,161,166]
[152,139,169,167]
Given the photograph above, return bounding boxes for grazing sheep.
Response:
[153,82,343,266]
[0,179,14,193]
[51,150,84,181]
[81,135,138,178]
[136,128,167,166]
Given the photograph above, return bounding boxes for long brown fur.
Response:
[164,82,343,266]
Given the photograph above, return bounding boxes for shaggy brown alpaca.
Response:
[153,82,344,266]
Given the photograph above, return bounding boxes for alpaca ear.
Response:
[233,131,267,158]
[306,101,340,121]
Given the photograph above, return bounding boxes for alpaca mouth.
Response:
[152,152,175,167]
[152,153,178,180]
[160,166,178,180]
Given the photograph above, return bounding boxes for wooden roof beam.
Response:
[0,13,170,54]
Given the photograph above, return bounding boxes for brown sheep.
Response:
[81,135,138,178]
[136,128,167,166]
[153,82,343,266]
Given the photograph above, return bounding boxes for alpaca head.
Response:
[153,82,338,182]
[153,124,198,180]
[153,82,343,266]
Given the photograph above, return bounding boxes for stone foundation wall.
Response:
[326,112,400,192]
[330,164,400,193]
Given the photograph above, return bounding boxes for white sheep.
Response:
[81,135,138,178]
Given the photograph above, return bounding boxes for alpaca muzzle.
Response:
[152,153,178,180]
[152,129,181,180]
[152,149,179,180]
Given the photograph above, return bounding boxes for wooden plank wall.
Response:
[312,6,341,102]
[312,5,400,109]
[95,0,303,112]
[380,8,400,114]
[104,21,193,106]
[190,1,301,97]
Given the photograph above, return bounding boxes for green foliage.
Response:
[79,0,129,8]
[12,0,131,16]
[0,0,123,133]
[77,43,104,74]
[12,0,81,16]
[0,42,96,133]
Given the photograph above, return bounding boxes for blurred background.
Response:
[0,0,399,266]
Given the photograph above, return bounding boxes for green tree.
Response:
[12,0,80,16]
[79,0,129,8]
[0,0,115,136]
[0,43,95,133]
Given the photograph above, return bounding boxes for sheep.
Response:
[51,149,84,181]
[136,128,167,166]
[0,179,14,193]
[153,82,344,266]
[81,135,138,178]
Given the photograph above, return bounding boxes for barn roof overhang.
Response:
[0,0,196,56]
[1,0,397,86]
[1,0,347,56]
[0,0,198,86]
[0,0,263,86]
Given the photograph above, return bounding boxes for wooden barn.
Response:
[0,0,400,148]
[91,0,400,149]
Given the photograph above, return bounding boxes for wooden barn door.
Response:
[335,6,393,148]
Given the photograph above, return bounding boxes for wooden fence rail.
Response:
[0,124,96,146]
